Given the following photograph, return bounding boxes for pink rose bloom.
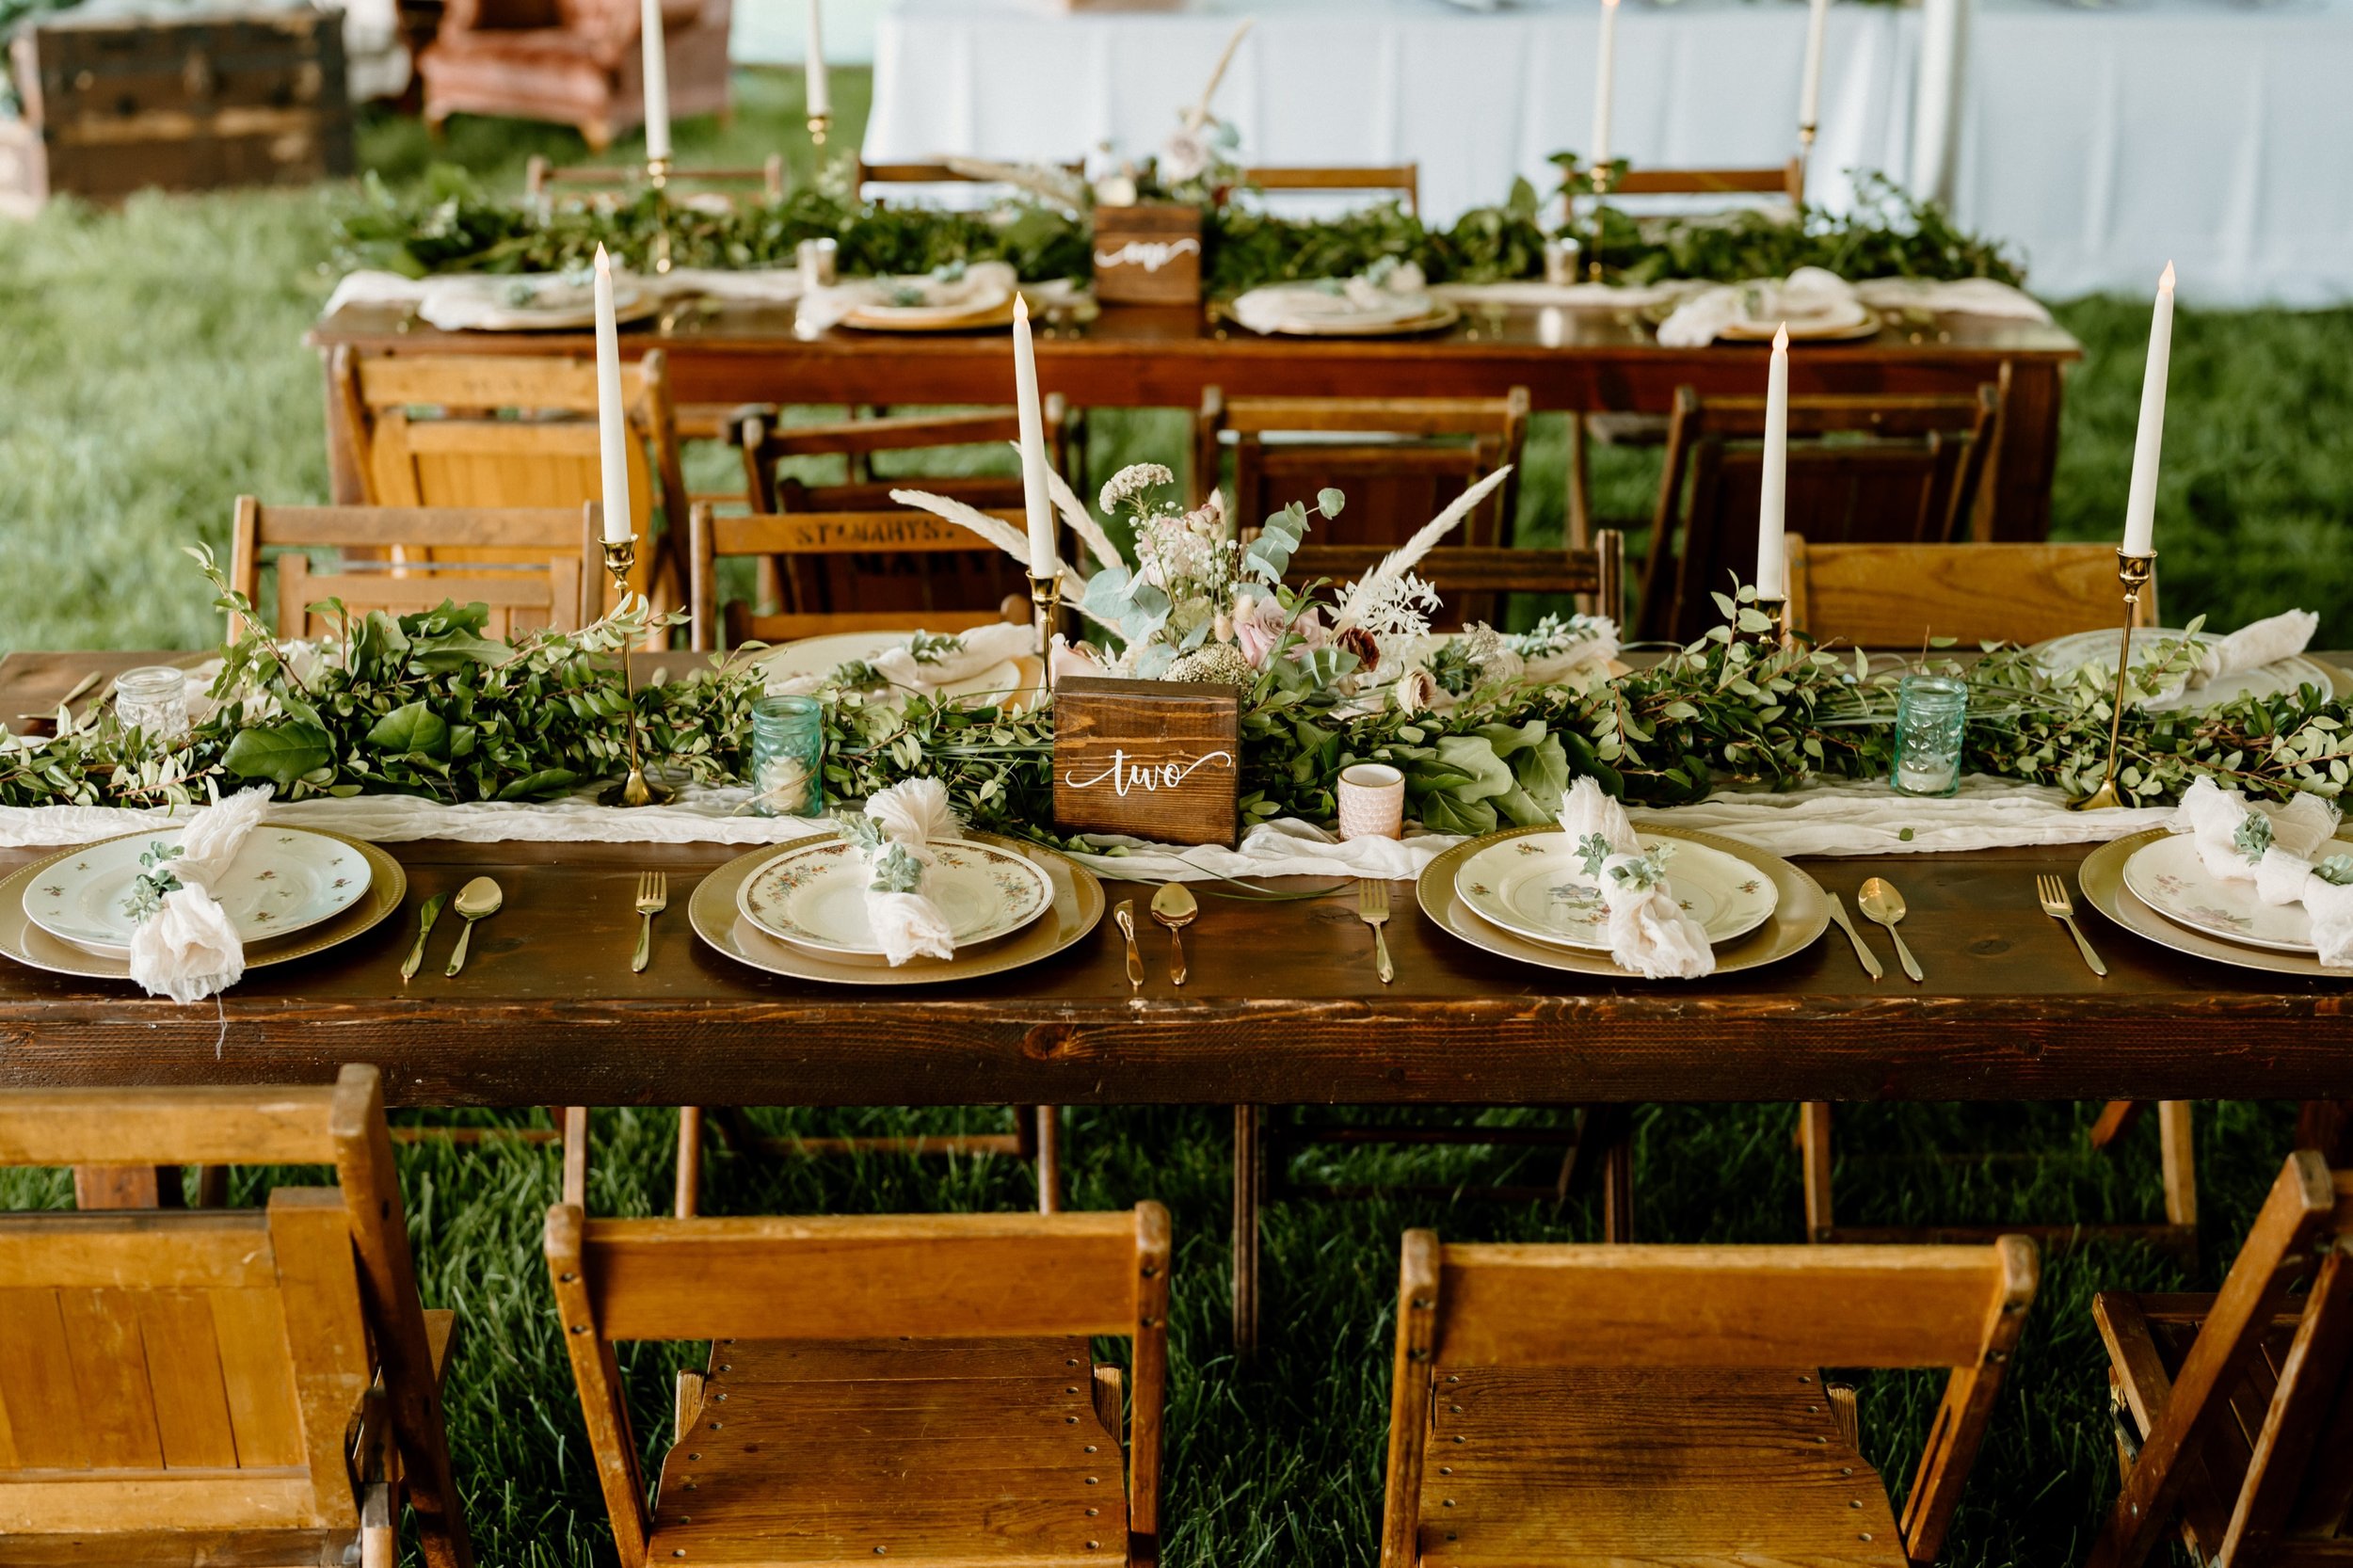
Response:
[1234,596,1327,669]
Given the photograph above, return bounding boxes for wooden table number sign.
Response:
[1089,202,1204,305]
[1051,676,1241,847]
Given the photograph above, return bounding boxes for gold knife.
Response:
[1826,892,1884,981]
[1112,900,1144,992]
[400,892,448,984]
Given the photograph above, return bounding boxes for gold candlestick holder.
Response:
[2068,549,2156,812]
[645,155,674,276]
[1748,595,1792,651]
[808,112,832,149]
[1028,570,1065,689]
[600,536,671,807]
[1586,164,1614,283]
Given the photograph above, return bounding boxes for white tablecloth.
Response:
[865,0,2353,305]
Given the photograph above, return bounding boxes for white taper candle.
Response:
[1591,0,1620,168]
[1756,323,1790,600]
[1800,0,1830,130]
[593,247,632,545]
[639,0,670,161]
[1012,294,1057,577]
[2121,263,2175,558]
[805,0,831,120]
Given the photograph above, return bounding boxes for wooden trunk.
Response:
[1089,202,1203,306]
[1051,676,1241,847]
[1,6,352,213]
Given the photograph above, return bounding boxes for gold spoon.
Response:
[442,876,504,978]
[1149,883,1197,986]
[1856,877,1923,984]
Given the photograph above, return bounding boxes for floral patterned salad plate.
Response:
[2120,831,2352,955]
[1451,830,1780,953]
[736,837,1054,959]
[756,632,1038,712]
[21,826,375,958]
[2028,629,2342,712]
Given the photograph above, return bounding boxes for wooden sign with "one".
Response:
[1051,676,1241,848]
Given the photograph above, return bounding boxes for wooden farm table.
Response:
[305,299,2083,541]
[7,648,2353,1112]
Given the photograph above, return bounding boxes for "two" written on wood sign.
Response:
[1051,677,1241,848]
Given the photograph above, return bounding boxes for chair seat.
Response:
[0,1530,349,1566]
[645,1337,1129,1567]
[1418,1367,1908,1568]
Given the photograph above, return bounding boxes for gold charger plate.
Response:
[2080,828,2353,980]
[1719,314,1881,344]
[1417,822,1828,979]
[691,831,1104,985]
[0,830,406,982]
[1246,300,1462,339]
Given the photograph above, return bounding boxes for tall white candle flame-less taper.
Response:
[1755,322,1790,601]
[1011,294,1057,577]
[1799,0,1830,133]
[592,246,632,545]
[805,0,830,120]
[1591,0,1620,168]
[2121,262,2175,558]
[638,0,670,162]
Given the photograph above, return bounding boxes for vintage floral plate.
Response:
[22,826,375,958]
[2028,629,2343,712]
[756,632,1039,712]
[1452,830,1779,952]
[736,836,1054,959]
[2120,830,2353,955]
[2081,829,2353,980]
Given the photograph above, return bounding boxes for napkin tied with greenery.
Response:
[842,777,961,965]
[124,786,273,1003]
[2174,776,2353,965]
[1559,776,1714,979]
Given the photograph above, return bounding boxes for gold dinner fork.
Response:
[632,871,668,974]
[1356,878,1395,986]
[2035,873,2106,978]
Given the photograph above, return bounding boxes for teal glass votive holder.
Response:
[1892,674,1968,798]
[749,695,824,818]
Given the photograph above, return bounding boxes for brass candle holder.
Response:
[1028,569,1065,689]
[808,112,832,149]
[1585,163,1614,283]
[2068,549,2156,812]
[645,155,674,276]
[1749,595,1792,651]
[600,536,671,807]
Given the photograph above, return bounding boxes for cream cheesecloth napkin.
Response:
[126,787,274,1003]
[1655,268,2052,348]
[2189,609,2321,690]
[1558,777,1714,979]
[795,261,1018,332]
[1230,262,1435,335]
[765,623,1036,698]
[848,778,961,966]
[2171,777,2353,966]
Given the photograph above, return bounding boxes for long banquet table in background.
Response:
[7,650,2352,1111]
[307,298,2083,539]
[866,0,2353,306]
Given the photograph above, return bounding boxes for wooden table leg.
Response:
[73,1165,178,1208]
[1232,1105,1262,1361]
[674,1107,704,1219]
[321,348,366,505]
[1033,1105,1062,1215]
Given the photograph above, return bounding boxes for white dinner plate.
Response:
[22,825,375,957]
[736,835,1054,958]
[754,632,1040,711]
[1451,829,1779,953]
[2028,628,2342,712]
[2120,830,2353,955]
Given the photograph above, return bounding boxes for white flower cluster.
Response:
[1098,463,1176,516]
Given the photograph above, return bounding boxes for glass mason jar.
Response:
[113,665,189,744]
[1892,674,1969,798]
[749,695,824,818]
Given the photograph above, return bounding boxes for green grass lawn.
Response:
[0,64,2346,1568]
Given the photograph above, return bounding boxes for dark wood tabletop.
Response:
[306,298,2081,540]
[7,650,2349,1111]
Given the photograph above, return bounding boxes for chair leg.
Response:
[2155,1101,2196,1230]
[360,1480,395,1568]
[1600,1134,1634,1242]
[2089,1099,2146,1150]
[1800,1102,1835,1241]
[1233,1105,1262,1362]
[1033,1106,1062,1214]
[561,1108,589,1209]
[193,1164,229,1208]
[2297,1099,2353,1164]
[1566,414,1593,552]
[675,1108,704,1219]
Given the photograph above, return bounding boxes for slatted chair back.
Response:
[1641,384,2005,643]
[2090,1151,2353,1568]
[1587,159,1807,206]
[1380,1233,2038,1568]
[1241,162,1420,216]
[688,502,1032,650]
[1787,537,2160,651]
[1282,528,1626,635]
[230,498,600,641]
[329,345,689,611]
[546,1203,1172,1568]
[523,152,784,210]
[0,1066,470,1565]
[853,157,1087,205]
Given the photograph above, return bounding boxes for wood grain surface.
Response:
[1051,678,1241,848]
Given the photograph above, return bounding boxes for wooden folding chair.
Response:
[1640,383,2006,644]
[546,1189,1171,1568]
[0,1065,472,1567]
[2091,1149,2353,1568]
[328,345,691,623]
[522,152,784,210]
[1785,536,2191,1256]
[1241,162,1420,216]
[1378,1230,2037,1568]
[230,499,601,640]
[853,157,1086,205]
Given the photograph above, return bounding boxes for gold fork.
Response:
[1356,878,1395,986]
[632,872,668,974]
[2035,873,2106,978]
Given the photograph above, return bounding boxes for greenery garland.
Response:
[330,167,2022,295]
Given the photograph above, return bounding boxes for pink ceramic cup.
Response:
[1337,762,1406,840]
